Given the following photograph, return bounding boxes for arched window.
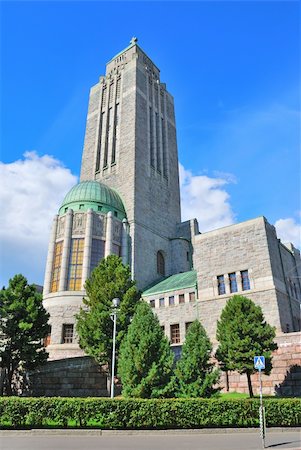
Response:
[157,251,165,276]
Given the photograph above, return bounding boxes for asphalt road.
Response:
[0,430,300,450]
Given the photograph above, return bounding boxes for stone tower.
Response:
[80,38,189,288]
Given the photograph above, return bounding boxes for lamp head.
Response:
[112,298,120,308]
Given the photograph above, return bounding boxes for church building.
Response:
[42,39,301,393]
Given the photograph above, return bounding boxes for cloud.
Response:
[275,216,301,249]
[179,163,236,232]
[0,152,77,287]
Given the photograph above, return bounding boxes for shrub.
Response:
[0,397,300,429]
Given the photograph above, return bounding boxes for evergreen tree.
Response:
[118,301,174,398]
[172,320,220,398]
[76,255,140,373]
[216,295,277,397]
[0,274,50,395]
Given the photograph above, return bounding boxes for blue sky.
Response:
[1,1,300,287]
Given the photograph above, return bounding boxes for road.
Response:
[0,429,300,450]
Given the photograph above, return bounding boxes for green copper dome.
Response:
[59,181,126,219]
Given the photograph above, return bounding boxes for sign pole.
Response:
[259,368,265,448]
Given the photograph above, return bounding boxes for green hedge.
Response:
[0,397,300,429]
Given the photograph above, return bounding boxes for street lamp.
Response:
[110,297,120,399]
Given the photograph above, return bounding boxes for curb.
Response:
[0,427,300,436]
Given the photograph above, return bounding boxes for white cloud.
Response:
[179,163,236,232]
[275,216,301,249]
[0,152,77,287]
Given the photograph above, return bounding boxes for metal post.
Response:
[259,369,265,448]
[110,298,120,399]
[110,309,117,399]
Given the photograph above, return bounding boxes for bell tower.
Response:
[80,38,189,288]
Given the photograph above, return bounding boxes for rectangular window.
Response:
[50,241,63,293]
[62,324,74,344]
[150,299,155,308]
[217,275,226,295]
[90,239,105,273]
[179,293,185,304]
[67,238,84,291]
[229,273,238,293]
[112,244,121,256]
[159,298,165,307]
[185,322,193,333]
[241,270,250,291]
[189,292,195,302]
[169,296,175,306]
[170,324,180,344]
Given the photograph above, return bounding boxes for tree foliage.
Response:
[172,320,220,398]
[118,301,174,398]
[76,255,140,371]
[0,274,50,395]
[216,295,278,397]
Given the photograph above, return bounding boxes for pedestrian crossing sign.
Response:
[254,356,265,371]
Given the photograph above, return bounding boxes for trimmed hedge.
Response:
[0,397,300,429]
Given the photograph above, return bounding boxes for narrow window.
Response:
[43,326,51,347]
[50,241,63,293]
[217,275,226,295]
[95,112,104,172]
[79,204,84,210]
[161,117,167,177]
[159,297,165,307]
[170,324,180,344]
[155,112,161,173]
[157,251,165,276]
[101,86,107,110]
[179,293,185,304]
[161,325,165,333]
[67,238,84,291]
[229,273,238,293]
[149,106,155,167]
[169,296,175,306]
[241,270,250,291]
[116,77,121,99]
[150,299,155,308]
[111,103,119,165]
[103,108,112,168]
[62,324,74,344]
[109,82,114,103]
[90,239,105,273]
[189,292,195,302]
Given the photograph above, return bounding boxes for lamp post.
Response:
[110,298,120,399]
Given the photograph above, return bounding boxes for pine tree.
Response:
[118,301,174,398]
[76,255,140,373]
[172,320,220,398]
[0,274,50,395]
[216,295,278,397]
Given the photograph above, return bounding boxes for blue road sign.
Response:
[254,355,265,371]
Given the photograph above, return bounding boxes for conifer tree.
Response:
[0,274,50,395]
[216,295,277,397]
[76,255,140,372]
[118,301,174,398]
[172,320,220,398]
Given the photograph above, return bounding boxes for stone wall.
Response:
[29,356,108,397]
[218,332,301,396]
